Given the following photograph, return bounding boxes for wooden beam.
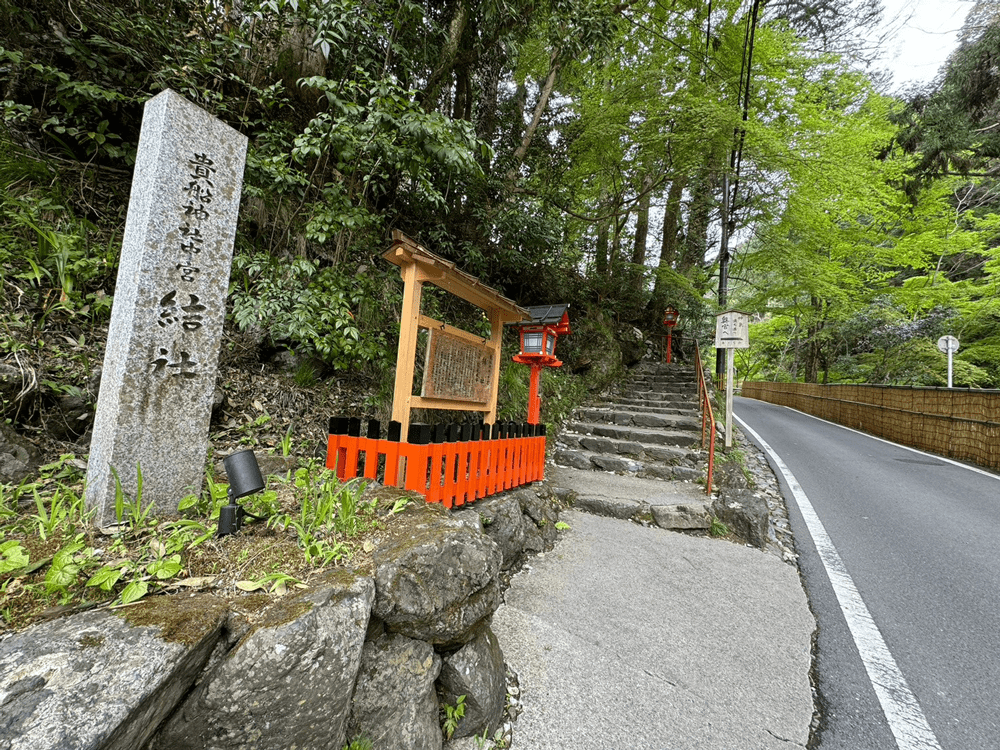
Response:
[385,231,529,324]
[485,308,504,425]
[418,315,496,350]
[410,396,490,411]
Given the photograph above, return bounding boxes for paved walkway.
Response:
[492,508,815,749]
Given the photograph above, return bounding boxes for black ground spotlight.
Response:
[218,449,267,537]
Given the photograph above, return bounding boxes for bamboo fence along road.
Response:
[741,382,1000,472]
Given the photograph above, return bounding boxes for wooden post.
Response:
[485,309,504,425]
[391,262,423,438]
[725,348,734,449]
[527,365,542,424]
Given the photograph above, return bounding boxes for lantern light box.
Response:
[511,304,571,423]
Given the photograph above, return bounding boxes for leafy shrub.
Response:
[232,254,390,372]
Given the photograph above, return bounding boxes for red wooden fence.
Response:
[326,418,546,507]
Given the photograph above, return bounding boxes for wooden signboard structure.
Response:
[384,230,530,438]
[325,232,543,508]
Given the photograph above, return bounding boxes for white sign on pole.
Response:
[715,310,750,349]
[937,335,959,388]
[715,310,750,449]
[937,335,959,354]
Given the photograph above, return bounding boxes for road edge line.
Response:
[735,414,942,750]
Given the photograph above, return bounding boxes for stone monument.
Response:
[85,89,248,527]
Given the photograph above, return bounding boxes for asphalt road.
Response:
[734,396,1000,750]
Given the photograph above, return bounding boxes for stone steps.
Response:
[626,376,698,387]
[609,390,698,404]
[625,374,698,386]
[597,397,698,413]
[565,420,702,447]
[554,361,707,484]
[553,447,703,482]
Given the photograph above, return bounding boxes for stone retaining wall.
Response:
[0,484,562,750]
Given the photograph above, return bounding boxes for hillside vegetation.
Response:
[3,1,1000,466]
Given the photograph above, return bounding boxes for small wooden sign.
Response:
[715,310,750,349]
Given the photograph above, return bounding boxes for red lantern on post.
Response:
[662,306,680,364]
[512,305,571,424]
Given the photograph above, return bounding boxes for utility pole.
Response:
[716,173,730,382]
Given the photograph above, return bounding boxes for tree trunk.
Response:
[419,0,469,112]
[679,168,714,273]
[631,174,653,266]
[507,49,561,181]
[475,49,503,147]
[596,217,609,277]
[804,297,825,384]
[650,176,686,308]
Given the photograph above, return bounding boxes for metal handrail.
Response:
[694,342,716,495]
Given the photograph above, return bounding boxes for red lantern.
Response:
[663,306,680,363]
[512,305,571,423]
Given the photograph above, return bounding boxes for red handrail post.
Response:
[695,342,717,496]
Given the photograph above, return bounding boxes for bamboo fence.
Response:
[741,382,1000,471]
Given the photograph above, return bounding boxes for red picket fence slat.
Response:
[326,430,547,506]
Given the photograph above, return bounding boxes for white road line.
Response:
[735,414,943,750]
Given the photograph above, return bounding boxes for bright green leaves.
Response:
[0,541,29,575]
[44,540,86,595]
[86,566,124,592]
[231,254,391,371]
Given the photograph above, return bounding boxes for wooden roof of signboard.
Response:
[384,230,529,323]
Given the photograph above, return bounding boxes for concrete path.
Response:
[492,509,815,749]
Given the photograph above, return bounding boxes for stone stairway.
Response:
[553,361,706,483]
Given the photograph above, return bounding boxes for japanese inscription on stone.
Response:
[86,89,248,526]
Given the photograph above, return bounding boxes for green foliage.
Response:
[710,518,729,538]
[442,695,466,740]
[268,469,374,565]
[0,541,29,575]
[232,255,391,372]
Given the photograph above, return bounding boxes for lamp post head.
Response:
[663,306,680,327]
[512,304,570,367]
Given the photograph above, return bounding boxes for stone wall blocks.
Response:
[347,633,443,750]
[149,571,374,750]
[473,494,527,571]
[373,509,503,646]
[0,595,229,750]
[436,625,506,739]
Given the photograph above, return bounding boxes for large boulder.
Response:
[347,633,442,750]
[437,626,506,739]
[619,326,646,367]
[373,505,502,646]
[712,489,769,548]
[652,502,711,530]
[474,494,527,571]
[575,495,646,521]
[512,488,559,546]
[0,422,38,486]
[0,595,228,750]
[150,570,374,750]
